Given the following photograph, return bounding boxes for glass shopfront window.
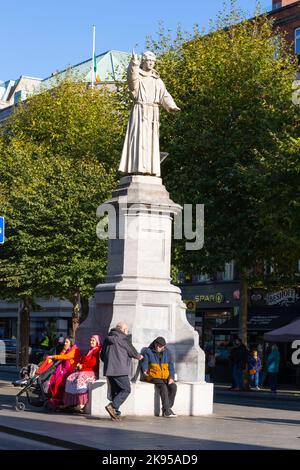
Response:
[0,318,18,364]
[0,316,71,365]
[28,317,70,363]
[196,310,232,351]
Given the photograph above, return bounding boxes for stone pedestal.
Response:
[76,175,213,414]
[86,380,213,417]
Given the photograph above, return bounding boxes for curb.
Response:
[0,424,100,450]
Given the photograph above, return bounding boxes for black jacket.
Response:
[230,344,248,368]
[100,329,140,376]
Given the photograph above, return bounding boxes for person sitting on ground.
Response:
[46,336,81,409]
[61,335,101,412]
[141,336,177,418]
[248,349,262,390]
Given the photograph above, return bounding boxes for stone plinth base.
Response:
[86,380,214,417]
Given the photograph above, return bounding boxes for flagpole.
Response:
[91,25,96,88]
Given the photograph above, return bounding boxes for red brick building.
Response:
[269,0,300,54]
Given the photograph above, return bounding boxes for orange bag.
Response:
[249,368,256,375]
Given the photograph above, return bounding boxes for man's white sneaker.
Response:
[164,412,177,418]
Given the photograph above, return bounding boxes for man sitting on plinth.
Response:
[141,336,177,418]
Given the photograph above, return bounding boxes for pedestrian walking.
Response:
[229,337,248,391]
[101,322,143,420]
[267,344,280,393]
[141,337,177,418]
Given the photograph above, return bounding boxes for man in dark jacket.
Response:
[141,337,177,418]
[101,321,143,420]
[230,337,248,391]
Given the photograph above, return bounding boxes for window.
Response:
[222,261,235,281]
[295,28,300,55]
[272,35,280,60]
[264,261,274,275]
[193,273,212,282]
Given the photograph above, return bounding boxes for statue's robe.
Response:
[119,59,178,176]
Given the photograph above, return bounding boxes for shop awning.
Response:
[264,318,300,342]
[212,306,300,335]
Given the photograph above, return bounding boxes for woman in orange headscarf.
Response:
[46,336,81,409]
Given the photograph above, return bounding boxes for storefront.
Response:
[212,287,300,384]
[181,283,300,384]
[180,281,240,352]
[0,299,72,365]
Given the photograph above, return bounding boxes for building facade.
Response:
[0,50,130,123]
[270,0,300,54]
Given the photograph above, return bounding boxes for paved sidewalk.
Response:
[0,378,300,450]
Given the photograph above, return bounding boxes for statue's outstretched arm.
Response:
[161,85,181,113]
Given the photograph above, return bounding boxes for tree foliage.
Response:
[0,79,126,307]
[147,4,300,283]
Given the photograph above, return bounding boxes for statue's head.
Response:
[141,51,156,71]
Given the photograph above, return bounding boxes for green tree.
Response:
[0,79,126,365]
[148,4,300,347]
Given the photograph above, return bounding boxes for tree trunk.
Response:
[71,292,81,338]
[239,274,248,347]
[80,296,89,322]
[239,274,249,390]
[19,298,30,368]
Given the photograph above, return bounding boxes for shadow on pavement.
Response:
[0,413,281,450]
[214,389,300,412]
[221,416,300,426]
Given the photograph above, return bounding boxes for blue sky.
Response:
[1,0,271,82]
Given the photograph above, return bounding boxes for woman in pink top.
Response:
[62,335,101,411]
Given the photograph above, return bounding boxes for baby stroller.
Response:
[14,357,61,411]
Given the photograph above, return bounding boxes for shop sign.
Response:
[266,289,300,306]
[184,300,196,311]
[248,314,280,326]
[195,293,225,303]
[250,293,264,303]
[233,290,240,300]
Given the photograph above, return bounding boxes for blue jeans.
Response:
[232,365,243,389]
[250,371,259,387]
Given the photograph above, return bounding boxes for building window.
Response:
[193,273,212,282]
[272,35,280,60]
[222,261,235,281]
[295,28,300,55]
